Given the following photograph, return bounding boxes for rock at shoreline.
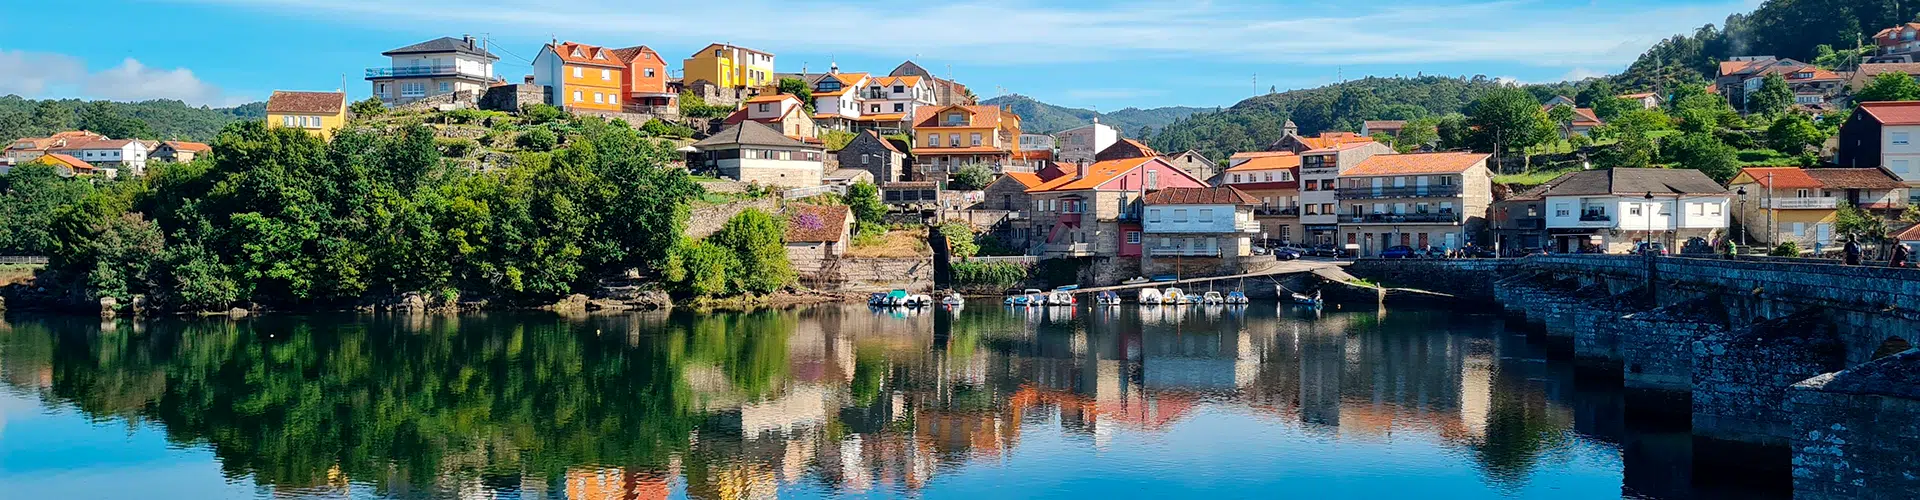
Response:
[547,294,590,312]
[227,307,250,318]
[99,297,119,318]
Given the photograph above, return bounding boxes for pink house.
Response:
[1023,157,1209,258]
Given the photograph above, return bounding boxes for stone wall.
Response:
[394,90,481,113]
[1691,311,1849,447]
[1347,258,1514,302]
[833,257,932,292]
[480,84,546,113]
[686,198,779,239]
[1787,350,1920,500]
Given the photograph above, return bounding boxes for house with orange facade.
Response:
[610,45,675,114]
[912,104,1022,175]
[532,41,627,112]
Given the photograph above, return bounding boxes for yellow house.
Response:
[265,91,349,139]
[1729,166,1911,248]
[911,104,1023,172]
[682,43,775,89]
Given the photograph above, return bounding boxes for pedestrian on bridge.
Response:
[1844,237,1863,266]
[1893,242,1911,269]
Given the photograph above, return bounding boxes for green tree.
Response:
[821,130,856,150]
[518,127,558,151]
[1547,104,1577,138]
[1575,80,1615,107]
[1596,132,1656,169]
[939,222,978,259]
[1765,113,1825,154]
[76,101,155,140]
[1394,117,1439,152]
[1436,113,1472,150]
[843,181,886,224]
[1744,73,1793,116]
[1466,87,1553,170]
[1834,201,1889,242]
[949,163,994,190]
[1661,132,1740,181]
[665,240,738,297]
[709,208,793,294]
[776,78,815,114]
[349,97,386,118]
[1854,72,1920,103]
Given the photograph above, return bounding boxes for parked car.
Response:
[1420,246,1448,259]
[1380,245,1418,259]
[1310,244,1342,257]
[1633,242,1668,256]
[1273,247,1303,260]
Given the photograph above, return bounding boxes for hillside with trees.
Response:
[1613,0,1907,90]
[980,94,1206,135]
[0,96,263,144]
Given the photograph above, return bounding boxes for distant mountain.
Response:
[980,94,1207,137]
[0,96,264,144]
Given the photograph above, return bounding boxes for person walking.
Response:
[1844,237,1863,266]
[1893,242,1912,269]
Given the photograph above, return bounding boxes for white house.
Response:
[1839,101,1920,202]
[1053,120,1118,165]
[367,36,498,105]
[50,138,148,176]
[1140,186,1261,258]
[692,120,827,188]
[809,69,870,129]
[861,75,935,129]
[1533,168,1729,253]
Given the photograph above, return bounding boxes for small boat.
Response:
[1137,288,1164,304]
[941,292,965,306]
[904,294,933,307]
[1121,276,1151,285]
[1164,287,1190,305]
[1047,289,1077,306]
[1096,291,1123,305]
[1006,288,1045,306]
[1289,290,1324,308]
[1202,291,1225,304]
[1150,274,1178,282]
[868,292,890,307]
[1225,291,1249,304]
[879,290,910,306]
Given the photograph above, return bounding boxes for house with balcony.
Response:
[5,130,106,163]
[1053,120,1118,165]
[1717,57,1843,112]
[1492,185,1550,255]
[533,41,627,112]
[1727,167,1909,248]
[690,120,826,188]
[683,43,775,90]
[49,138,149,176]
[1872,23,1920,63]
[1140,187,1261,274]
[1218,152,1303,245]
[859,75,934,133]
[912,105,1022,174]
[367,36,498,105]
[808,68,872,131]
[1336,152,1493,256]
[610,45,675,115]
[1531,168,1728,254]
[1024,157,1208,261]
[1296,140,1394,248]
[1838,101,1920,202]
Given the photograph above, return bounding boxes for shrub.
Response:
[640,118,695,138]
[952,261,1028,290]
[938,222,978,259]
[435,137,479,158]
[521,103,568,124]
[1769,241,1800,257]
[709,209,794,294]
[949,163,994,190]
[822,130,856,151]
[517,127,558,151]
[678,92,735,119]
[349,97,386,118]
[666,240,738,297]
[844,181,886,223]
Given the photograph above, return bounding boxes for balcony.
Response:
[1343,213,1459,224]
[1765,197,1839,209]
[365,65,487,80]
[1254,206,1300,217]
[1147,247,1222,257]
[1236,220,1261,233]
[1058,212,1082,225]
[1335,185,1463,200]
[1578,212,1612,222]
[1046,243,1094,257]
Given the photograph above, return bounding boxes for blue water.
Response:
[0,305,1782,499]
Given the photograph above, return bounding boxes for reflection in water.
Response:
[0,305,1782,499]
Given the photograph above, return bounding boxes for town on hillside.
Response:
[8,26,1920,297]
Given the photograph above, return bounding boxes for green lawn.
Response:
[1494,168,1579,187]
[1736,149,1797,166]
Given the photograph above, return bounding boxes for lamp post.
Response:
[1644,191,1657,254]
[1735,186,1747,249]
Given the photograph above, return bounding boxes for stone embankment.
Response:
[1344,254,1920,498]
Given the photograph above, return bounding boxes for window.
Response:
[1264,172,1274,181]
[1197,208,1213,223]
[1795,188,1811,198]
[970,133,982,146]
[593,93,603,104]
[894,85,905,93]
[948,134,960,146]
[439,82,451,93]
[1161,237,1172,247]
[1629,205,1642,216]
[1895,132,1911,145]
[872,105,882,113]
[282,115,296,127]
[1173,209,1188,222]
[1280,171,1293,181]
[1148,208,1161,222]
[1147,170,1159,189]
[645,68,656,77]
[573,67,583,78]
[1127,232,1142,244]
[1303,181,1317,191]
[1555,203,1570,217]
[894,103,905,113]
[758,103,770,112]
[1439,202,1453,213]
[1321,179,1334,190]
[402,82,427,97]
[601,69,611,80]
[1305,204,1318,215]
[573,90,583,102]
[1322,203,1334,214]
[1232,174,1242,183]
[1690,203,1703,216]
[928,134,941,147]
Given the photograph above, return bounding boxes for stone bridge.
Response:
[1345,255,1920,500]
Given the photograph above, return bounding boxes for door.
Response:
[1817,223,1832,245]
[1416,176,1430,196]
[1418,233,1429,248]
[1444,233,1457,250]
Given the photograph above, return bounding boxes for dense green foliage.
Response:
[1855,73,1920,102]
[0,96,261,143]
[1661,132,1741,182]
[2,112,704,310]
[1834,201,1889,242]
[1614,0,1906,90]
[938,222,979,259]
[1467,87,1554,163]
[843,181,886,225]
[952,261,1027,290]
[776,78,815,114]
[677,92,733,119]
[948,164,994,190]
[1744,74,1794,116]
[979,94,1206,135]
[664,208,795,297]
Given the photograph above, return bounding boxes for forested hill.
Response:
[0,96,265,144]
[981,94,1207,136]
[1147,0,1908,161]
[1147,76,1581,160]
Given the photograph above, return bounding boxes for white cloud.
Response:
[177,0,1748,70]
[0,50,246,106]
[1557,67,1607,82]
[1065,88,1167,100]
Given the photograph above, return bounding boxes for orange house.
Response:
[612,45,675,110]
[532,41,627,112]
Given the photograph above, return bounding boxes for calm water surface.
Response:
[0,304,1782,499]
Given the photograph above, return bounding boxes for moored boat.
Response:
[1201,291,1225,304]
[1137,288,1164,304]
[1225,291,1249,304]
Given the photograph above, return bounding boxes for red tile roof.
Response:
[912,105,1008,130]
[551,41,626,69]
[1804,168,1909,189]
[37,153,92,171]
[266,91,347,114]
[1341,152,1490,177]
[1859,101,1920,126]
[1002,171,1044,188]
[1228,151,1297,160]
[1733,167,1821,189]
[1897,223,1920,242]
[1296,132,1376,150]
[1225,153,1300,172]
[784,204,851,243]
[1142,186,1258,206]
[1027,157,1163,193]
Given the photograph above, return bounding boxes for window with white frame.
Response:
[1149,208,1161,222]
[1895,132,1911,145]
[928,134,941,147]
[593,93,603,104]
[1126,232,1141,244]
[573,90,582,102]
[1555,203,1570,217]
[970,133,982,146]
[282,115,296,127]
[573,67,583,78]
[439,82,451,93]
[758,103,769,112]
[601,69,611,80]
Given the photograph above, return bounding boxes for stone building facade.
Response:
[836,130,907,183]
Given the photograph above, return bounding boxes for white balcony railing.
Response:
[1148,247,1221,257]
[1236,220,1261,232]
[1765,197,1839,209]
[1047,243,1093,256]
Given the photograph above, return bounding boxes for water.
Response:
[0,304,1784,499]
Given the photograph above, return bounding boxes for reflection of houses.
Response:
[1141,327,1266,391]
[565,468,671,500]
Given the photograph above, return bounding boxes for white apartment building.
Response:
[367,36,498,105]
[50,139,149,176]
[1297,141,1394,247]
[1532,168,1729,253]
[1053,121,1118,165]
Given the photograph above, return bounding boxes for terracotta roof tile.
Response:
[1859,101,1920,126]
[163,141,212,153]
[1225,153,1300,172]
[266,91,346,114]
[1002,171,1044,188]
[37,153,92,171]
[913,105,1005,129]
[1340,152,1489,177]
[1897,223,1920,241]
[784,204,851,243]
[1142,186,1258,206]
[1804,168,1908,189]
[1733,167,1821,189]
[1228,151,1297,160]
[746,94,798,104]
[551,41,626,68]
[1027,157,1166,193]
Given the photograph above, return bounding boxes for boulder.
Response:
[128,295,147,315]
[548,294,590,312]
[394,292,427,312]
[99,296,119,318]
[227,307,250,318]
[586,299,632,312]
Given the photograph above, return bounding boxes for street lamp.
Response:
[1735,186,1747,249]
[1644,191,1656,254]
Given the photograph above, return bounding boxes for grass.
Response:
[1737,149,1798,166]
[1494,167,1580,187]
[1346,278,1382,288]
[847,229,929,258]
[0,264,42,286]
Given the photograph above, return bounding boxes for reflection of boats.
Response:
[1225,291,1249,304]
[1095,291,1123,305]
[1201,291,1225,304]
[871,290,915,307]
[1046,289,1077,306]
[1137,288,1163,304]
[941,292,965,307]
[1005,288,1045,306]
[868,292,889,306]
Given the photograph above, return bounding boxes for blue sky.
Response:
[0,0,1759,110]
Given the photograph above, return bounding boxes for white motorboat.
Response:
[1137,288,1164,304]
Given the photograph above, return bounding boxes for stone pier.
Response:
[1788,349,1920,500]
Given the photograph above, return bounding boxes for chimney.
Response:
[463,34,474,48]
[524,75,535,84]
